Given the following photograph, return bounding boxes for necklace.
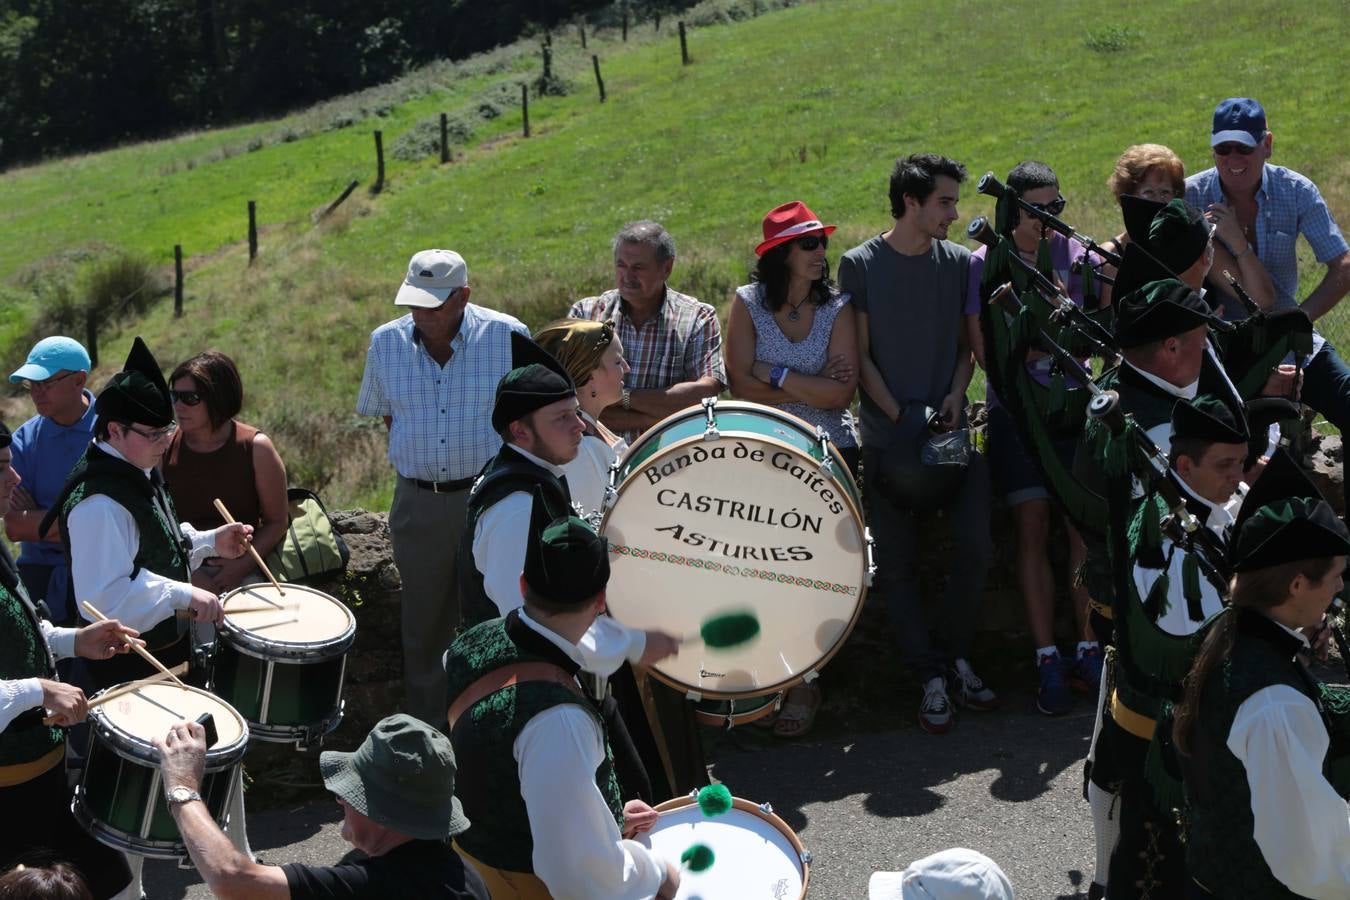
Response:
[785,296,808,322]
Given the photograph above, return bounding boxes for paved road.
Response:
[146,694,1099,899]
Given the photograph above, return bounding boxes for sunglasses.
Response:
[170,390,203,406]
[795,234,829,251]
[22,371,76,392]
[1026,195,1067,217]
[125,422,178,443]
[1213,143,1257,157]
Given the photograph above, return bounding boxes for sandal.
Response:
[773,682,822,738]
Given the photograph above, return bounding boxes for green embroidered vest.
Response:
[445,612,623,872]
[53,444,190,648]
[1183,610,1324,899]
[0,545,63,768]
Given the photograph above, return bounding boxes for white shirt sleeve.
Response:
[38,619,78,661]
[68,495,194,633]
[577,618,647,677]
[473,491,531,618]
[181,523,219,571]
[1230,684,1350,899]
[0,678,45,734]
[516,705,667,900]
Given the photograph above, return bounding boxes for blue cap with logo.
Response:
[9,336,92,384]
[1211,97,1266,148]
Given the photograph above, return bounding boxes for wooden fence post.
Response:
[319,180,361,221]
[622,6,629,41]
[173,245,184,317]
[655,11,661,31]
[440,113,450,164]
[592,55,605,103]
[247,201,257,263]
[373,131,385,193]
[521,84,530,137]
[85,309,98,368]
[578,20,586,49]
[679,21,689,64]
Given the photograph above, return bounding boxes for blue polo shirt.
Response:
[10,390,97,570]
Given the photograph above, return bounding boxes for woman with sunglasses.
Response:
[724,200,859,738]
[162,350,289,593]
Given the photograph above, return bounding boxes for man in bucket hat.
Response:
[869,847,1014,899]
[155,713,489,899]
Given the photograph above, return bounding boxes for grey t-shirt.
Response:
[837,233,970,445]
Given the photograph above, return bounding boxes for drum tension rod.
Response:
[700,397,721,441]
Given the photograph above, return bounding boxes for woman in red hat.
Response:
[724,200,859,738]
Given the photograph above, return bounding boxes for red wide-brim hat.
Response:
[755,200,837,256]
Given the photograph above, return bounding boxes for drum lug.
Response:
[758,801,774,815]
[800,847,813,865]
[814,427,835,472]
[801,669,819,684]
[864,526,877,587]
[700,396,721,441]
[685,689,703,703]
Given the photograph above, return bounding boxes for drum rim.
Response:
[691,692,782,728]
[603,426,870,700]
[71,789,194,860]
[219,584,357,655]
[88,683,250,767]
[650,794,810,897]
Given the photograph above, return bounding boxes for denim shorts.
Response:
[985,402,1078,507]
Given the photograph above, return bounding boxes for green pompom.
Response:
[700,611,760,650]
[681,843,715,872]
[697,783,733,818]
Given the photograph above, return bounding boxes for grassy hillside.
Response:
[2,0,1347,511]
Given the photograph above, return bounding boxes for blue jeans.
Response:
[861,449,993,684]
[1299,342,1350,488]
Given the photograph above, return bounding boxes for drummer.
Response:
[41,337,253,688]
[446,494,678,900]
[0,419,136,899]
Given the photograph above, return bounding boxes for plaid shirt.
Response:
[356,306,528,481]
[569,287,726,435]
[1187,164,1349,310]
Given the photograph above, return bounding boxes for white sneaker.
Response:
[919,676,953,734]
[952,658,999,711]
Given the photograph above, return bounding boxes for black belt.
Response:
[407,475,474,494]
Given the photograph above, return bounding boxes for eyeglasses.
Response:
[22,371,76,393]
[1138,187,1177,202]
[124,423,178,443]
[170,390,203,406]
[1026,195,1067,217]
[795,235,829,251]
[1213,143,1257,157]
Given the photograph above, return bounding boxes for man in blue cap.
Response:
[4,336,96,626]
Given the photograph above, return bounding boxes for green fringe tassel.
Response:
[1181,553,1202,614]
[1047,371,1067,416]
[1145,702,1186,817]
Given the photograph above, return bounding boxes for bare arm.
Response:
[248,434,289,560]
[3,486,58,542]
[598,377,722,434]
[856,309,900,423]
[1299,251,1350,322]
[940,309,975,428]
[965,313,986,371]
[1208,202,1277,310]
[724,294,784,405]
[774,303,859,408]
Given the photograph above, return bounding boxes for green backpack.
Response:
[264,488,350,583]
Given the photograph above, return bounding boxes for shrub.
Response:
[388,114,475,162]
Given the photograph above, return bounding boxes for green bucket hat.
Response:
[319,714,470,841]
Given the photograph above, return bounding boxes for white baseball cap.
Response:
[394,249,468,308]
[869,848,1013,900]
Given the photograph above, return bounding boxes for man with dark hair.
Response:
[357,249,528,726]
[446,493,679,899]
[568,220,725,442]
[839,152,997,734]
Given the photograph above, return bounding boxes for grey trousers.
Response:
[390,475,470,727]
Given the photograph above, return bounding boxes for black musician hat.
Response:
[1171,394,1247,446]
[93,336,174,429]
[1113,199,1213,298]
[522,486,610,606]
[1114,278,1231,348]
[491,332,577,434]
[1230,448,1350,571]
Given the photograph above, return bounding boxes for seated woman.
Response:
[162,350,288,593]
[533,319,629,521]
[725,200,858,738]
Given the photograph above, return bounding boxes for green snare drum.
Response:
[74,683,247,860]
[603,399,873,701]
[212,583,356,748]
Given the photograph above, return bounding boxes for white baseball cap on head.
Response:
[869,848,1013,900]
[394,249,468,308]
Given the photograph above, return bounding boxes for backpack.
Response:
[264,488,350,583]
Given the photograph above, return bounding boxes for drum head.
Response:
[221,583,355,648]
[643,795,807,899]
[603,407,868,699]
[95,683,247,754]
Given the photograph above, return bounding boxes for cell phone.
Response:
[195,712,218,749]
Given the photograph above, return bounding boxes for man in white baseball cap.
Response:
[357,249,528,726]
[869,848,1014,900]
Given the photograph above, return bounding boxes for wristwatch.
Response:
[621,388,632,410]
[166,785,202,805]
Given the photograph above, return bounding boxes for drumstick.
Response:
[81,601,186,688]
[212,498,285,597]
[42,662,188,725]
[223,604,299,615]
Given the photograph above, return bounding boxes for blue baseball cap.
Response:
[9,336,92,383]
[1211,97,1267,148]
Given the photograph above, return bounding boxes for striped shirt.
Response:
[356,306,528,482]
[568,286,725,391]
[1186,164,1349,310]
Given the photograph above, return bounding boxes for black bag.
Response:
[264,488,350,583]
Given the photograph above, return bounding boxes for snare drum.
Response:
[74,683,248,859]
[602,400,873,700]
[642,793,810,898]
[212,583,356,746]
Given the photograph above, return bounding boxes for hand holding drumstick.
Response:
[212,498,283,596]
[40,618,142,726]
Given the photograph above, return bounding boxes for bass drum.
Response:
[602,399,872,701]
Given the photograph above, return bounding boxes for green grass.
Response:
[2,0,1348,510]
